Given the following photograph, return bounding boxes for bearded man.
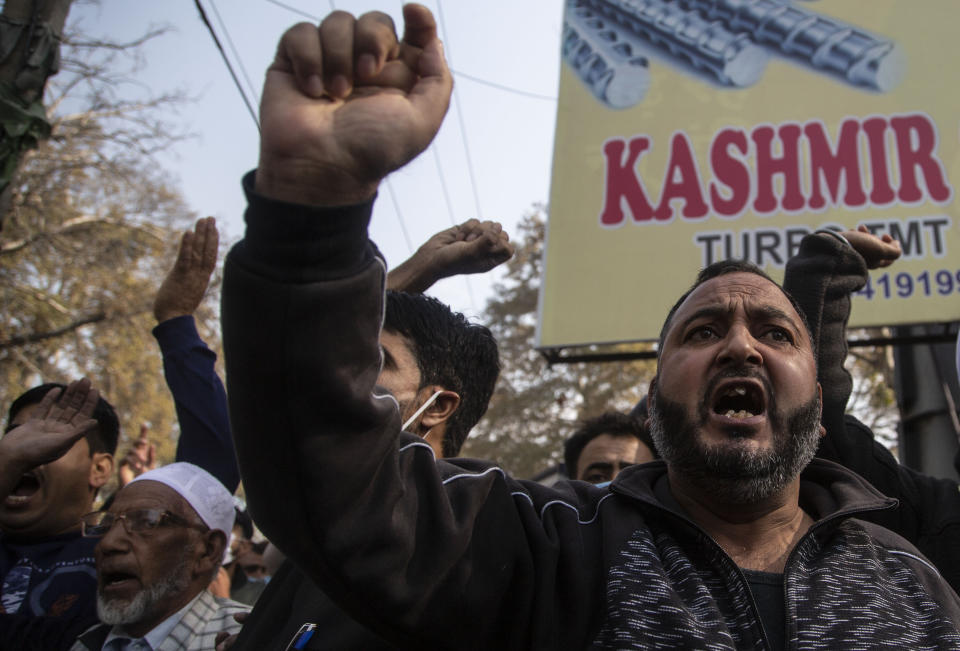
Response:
[71,463,248,650]
[221,4,960,649]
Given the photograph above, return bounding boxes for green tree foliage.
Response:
[462,209,656,479]
[0,21,213,486]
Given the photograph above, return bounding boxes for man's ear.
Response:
[420,389,460,430]
[195,530,227,579]
[89,452,114,491]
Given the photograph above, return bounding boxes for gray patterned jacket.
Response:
[223,182,960,650]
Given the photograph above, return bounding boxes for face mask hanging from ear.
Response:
[402,390,444,432]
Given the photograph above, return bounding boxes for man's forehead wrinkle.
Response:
[681,276,797,319]
[110,493,166,515]
[114,481,194,520]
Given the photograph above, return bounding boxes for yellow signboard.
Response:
[540,0,960,347]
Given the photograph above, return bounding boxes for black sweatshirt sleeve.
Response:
[222,173,605,650]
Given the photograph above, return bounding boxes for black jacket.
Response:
[222,176,960,649]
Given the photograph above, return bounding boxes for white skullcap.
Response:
[129,462,235,536]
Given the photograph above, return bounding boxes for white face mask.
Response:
[402,390,444,432]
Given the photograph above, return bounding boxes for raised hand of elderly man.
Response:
[388,219,514,292]
[256,3,453,207]
[0,379,98,498]
[840,225,902,269]
[154,216,219,323]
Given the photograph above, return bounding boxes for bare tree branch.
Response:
[0,311,107,349]
[63,28,170,52]
[0,305,160,350]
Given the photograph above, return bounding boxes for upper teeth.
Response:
[722,386,754,418]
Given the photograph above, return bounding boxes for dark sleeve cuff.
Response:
[232,170,377,283]
[152,315,203,351]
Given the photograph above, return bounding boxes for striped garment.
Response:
[71,590,249,651]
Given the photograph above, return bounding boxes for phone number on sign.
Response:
[856,270,960,301]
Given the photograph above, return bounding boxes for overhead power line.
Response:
[435,0,484,224]
[383,177,415,255]
[207,0,260,105]
[193,0,260,131]
[431,146,458,230]
[431,144,478,310]
[264,0,322,21]
[453,70,557,101]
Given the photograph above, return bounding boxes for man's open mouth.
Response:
[4,472,41,507]
[100,570,139,592]
[711,381,766,419]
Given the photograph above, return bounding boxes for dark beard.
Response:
[649,369,822,504]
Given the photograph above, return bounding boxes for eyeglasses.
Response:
[80,508,208,537]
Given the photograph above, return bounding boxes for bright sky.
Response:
[70,0,564,318]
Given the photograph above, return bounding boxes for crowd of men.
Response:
[3,3,960,649]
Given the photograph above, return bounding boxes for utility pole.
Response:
[894,325,960,481]
[0,0,74,232]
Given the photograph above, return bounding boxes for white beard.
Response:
[97,549,192,628]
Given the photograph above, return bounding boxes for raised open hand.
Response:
[117,423,157,487]
[154,216,219,323]
[0,379,99,478]
[256,4,453,206]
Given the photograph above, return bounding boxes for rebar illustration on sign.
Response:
[678,0,904,91]
[562,3,653,109]
[583,0,769,88]
[564,0,905,108]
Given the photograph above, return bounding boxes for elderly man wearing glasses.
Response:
[71,462,248,651]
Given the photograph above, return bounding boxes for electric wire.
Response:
[383,177,415,255]
[454,70,557,101]
[263,0,322,21]
[406,1,478,310]
[431,145,478,310]
[436,0,484,225]
[193,0,260,131]
[207,0,261,105]
[431,147,457,229]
